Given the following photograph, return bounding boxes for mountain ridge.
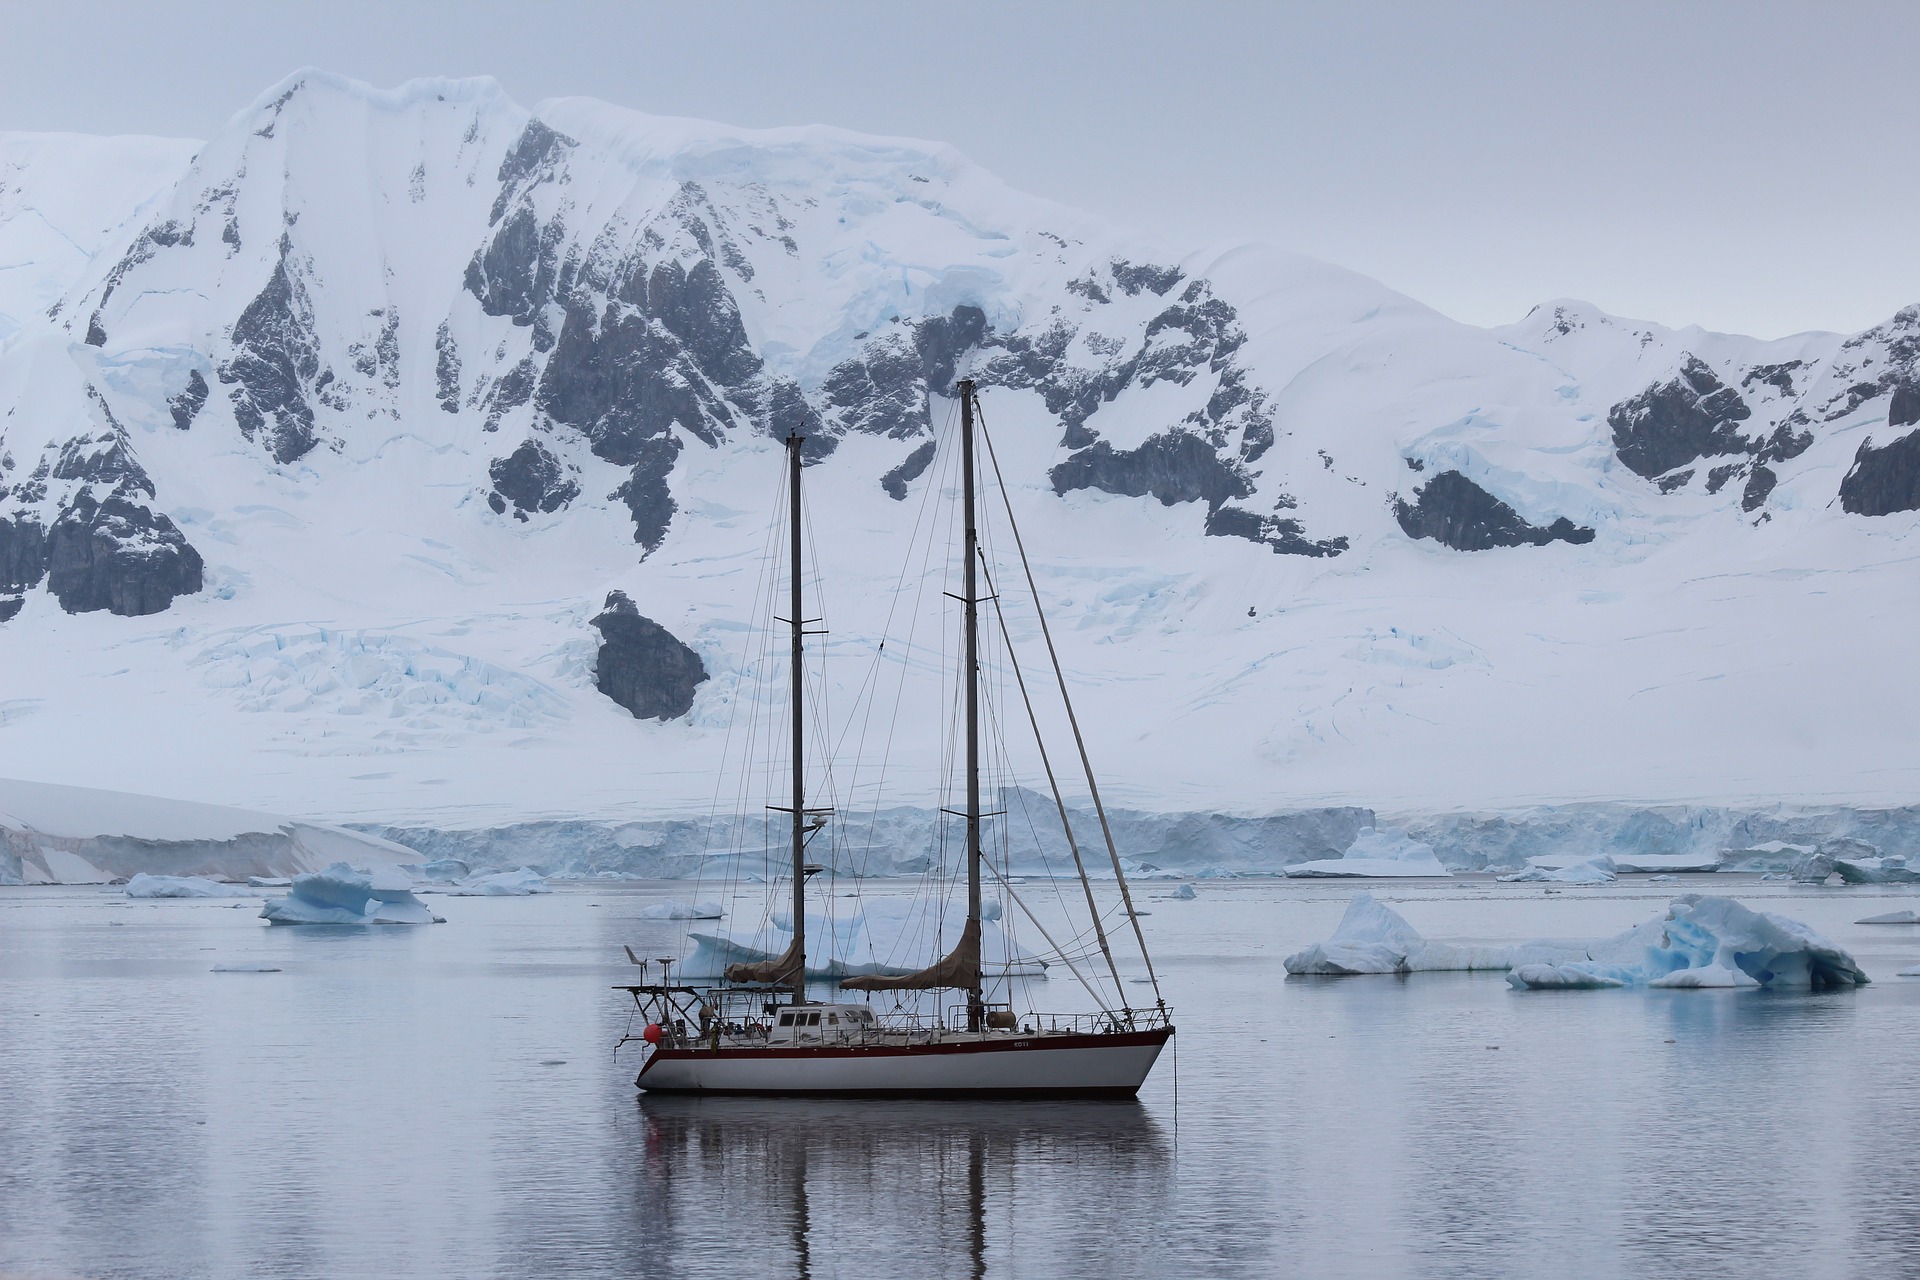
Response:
[0,71,1915,822]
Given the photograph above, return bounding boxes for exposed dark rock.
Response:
[0,517,47,594]
[488,119,575,225]
[611,435,682,552]
[0,596,20,623]
[464,202,566,329]
[1839,430,1920,516]
[1892,384,1920,429]
[1393,470,1595,551]
[1755,420,1814,464]
[881,441,936,500]
[1065,277,1110,305]
[219,241,326,464]
[487,437,578,520]
[1656,470,1694,494]
[434,322,461,413]
[1742,361,1802,396]
[589,590,707,721]
[483,356,537,432]
[1741,464,1777,512]
[1608,356,1752,480]
[44,489,203,616]
[167,369,209,431]
[52,431,152,494]
[1203,506,1348,557]
[1705,463,1744,495]
[1050,432,1252,510]
[84,313,107,347]
[1110,260,1185,297]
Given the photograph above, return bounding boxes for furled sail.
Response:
[723,937,802,986]
[839,918,980,992]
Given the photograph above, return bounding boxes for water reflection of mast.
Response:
[968,1127,986,1280]
[791,1129,812,1280]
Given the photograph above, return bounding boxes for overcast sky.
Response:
[4,0,1914,338]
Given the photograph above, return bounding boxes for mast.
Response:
[787,430,806,1008]
[960,380,984,1033]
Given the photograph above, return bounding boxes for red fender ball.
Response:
[642,1023,662,1044]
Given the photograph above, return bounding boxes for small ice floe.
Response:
[638,900,724,920]
[1286,892,1869,990]
[1859,910,1920,924]
[1646,874,1678,883]
[1284,827,1451,879]
[246,876,292,888]
[442,867,549,896]
[126,873,251,899]
[1500,857,1617,885]
[1899,966,1920,978]
[210,962,282,973]
[1507,964,1626,990]
[1647,963,1757,989]
[260,863,442,925]
[1167,884,1198,901]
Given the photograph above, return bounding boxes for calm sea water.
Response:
[4,878,1920,1279]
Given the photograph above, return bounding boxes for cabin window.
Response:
[827,1014,839,1026]
[778,1013,795,1027]
[806,1012,821,1026]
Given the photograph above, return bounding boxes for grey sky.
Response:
[3,0,1914,339]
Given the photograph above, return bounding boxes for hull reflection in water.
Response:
[633,1097,1173,1278]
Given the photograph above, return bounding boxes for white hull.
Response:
[636,1028,1172,1098]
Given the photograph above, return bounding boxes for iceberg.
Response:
[683,897,1046,980]
[1858,910,1920,924]
[1500,857,1617,884]
[260,863,441,925]
[442,867,549,896]
[1506,896,1869,990]
[126,873,251,898]
[1283,894,1581,975]
[1284,827,1452,878]
[638,899,724,920]
[1285,892,1868,990]
[1832,856,1920,885]
[1168,884,1198,901]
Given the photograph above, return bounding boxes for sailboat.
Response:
[617,380,1174,1098]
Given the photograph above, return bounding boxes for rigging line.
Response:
[692,451,791,952]
[979,852,1110,1012]
[976,402,1164,1009]
[854,396,961,879]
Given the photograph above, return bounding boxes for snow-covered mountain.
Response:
[1,70,1916,828]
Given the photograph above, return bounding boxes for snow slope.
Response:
[1,70,1917,836]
